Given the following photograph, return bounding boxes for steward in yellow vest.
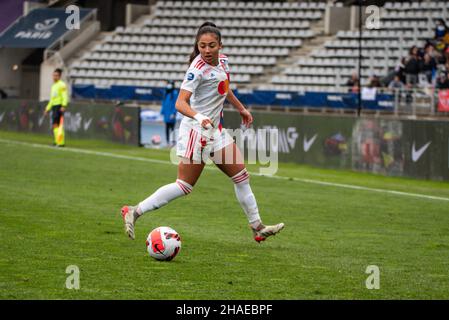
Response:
[44,68,68,146]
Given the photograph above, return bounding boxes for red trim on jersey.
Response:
[198,62,205,70]
[219,60,230,81]
[194,59,206,70]
[218,110,224,132]
[194,59,203,68]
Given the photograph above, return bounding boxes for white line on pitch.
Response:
[1,137,449,202]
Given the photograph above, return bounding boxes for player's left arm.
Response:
[226,88,253,127]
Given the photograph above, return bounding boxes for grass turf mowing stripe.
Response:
[1,137,448,203]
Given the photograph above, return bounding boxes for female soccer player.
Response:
[121,22,284,243]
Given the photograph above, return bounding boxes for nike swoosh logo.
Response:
[303,134,317,152]
[412,141,431,162]
[0,112,4,123]
[83,118,93,131]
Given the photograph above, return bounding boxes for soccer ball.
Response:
[151,134,161,145]
[146,227,181,261]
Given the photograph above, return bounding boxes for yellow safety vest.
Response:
[46,80,68,111]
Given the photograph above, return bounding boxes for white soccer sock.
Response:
[231,168,262,228]
[138,179,193,215]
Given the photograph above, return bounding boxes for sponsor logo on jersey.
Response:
[187,72,195,81]
[218,79,229,95]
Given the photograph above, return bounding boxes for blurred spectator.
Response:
[434,19,448,41]
[351,79,360,93]
[436,73,449,89]
[394,57,406,83]
[434,19,449,52]
[445,47,449,72]
[346,71,358,87]
[160,80,178,146]
[388,75,405,90]
[424,42,438,62]
[376,20,449,92]
[368,75,381,88]
[404,46,421,86]
[345,71,359,93]
[420,53,437,83]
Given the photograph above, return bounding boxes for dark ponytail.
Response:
[189,21,222,64]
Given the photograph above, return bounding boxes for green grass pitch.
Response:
[1,130,449,299]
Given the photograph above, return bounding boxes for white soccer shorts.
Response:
[176,122,234,162]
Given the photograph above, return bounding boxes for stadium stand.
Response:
[268,1,449,92]
[69,0,449,93]
[69,0,329,89]
[0,1,99,100]
[2,0,446,114]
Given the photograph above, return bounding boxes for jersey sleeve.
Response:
[180,67,202,93]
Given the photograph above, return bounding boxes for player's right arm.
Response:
[176,89,213,129]
[176,66,213,129]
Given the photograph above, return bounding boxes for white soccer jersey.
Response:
[180,53,230,131]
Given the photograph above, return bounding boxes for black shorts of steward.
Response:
[51,105,63,125]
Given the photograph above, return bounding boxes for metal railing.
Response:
[368,87,447,117]
[245,86,449,119]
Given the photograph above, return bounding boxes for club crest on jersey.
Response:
[187,72,195,81]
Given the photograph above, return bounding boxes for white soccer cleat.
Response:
[252,222,285,243]
[121,205,138,240]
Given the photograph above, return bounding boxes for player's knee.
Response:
[176,179,193,195]
[230,168,250,184]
